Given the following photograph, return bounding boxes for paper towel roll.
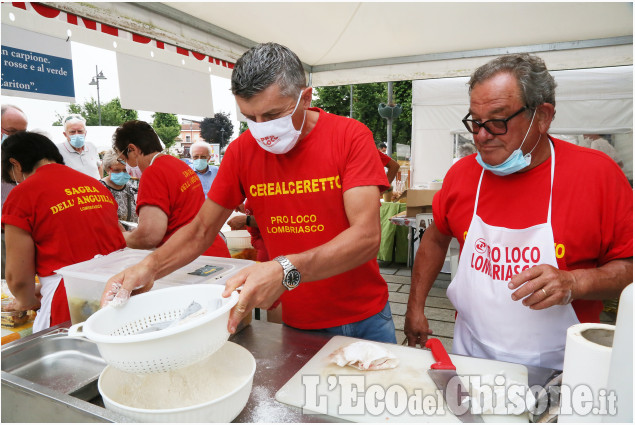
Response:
[559,323,614,423]
[603,284,633,423]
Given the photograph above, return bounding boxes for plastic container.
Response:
[56,248,253,324]
[98,341,255,422]
[225,230,257,260]
[68,284,239,374]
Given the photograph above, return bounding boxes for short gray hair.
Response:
[231,42,306,99]
[190,141,212,156]
[63,113,87,132]
[468,53,557,114]
[101,150,119,171]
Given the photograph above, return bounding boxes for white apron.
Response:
[446,142,579,369]
[33,274,62,332]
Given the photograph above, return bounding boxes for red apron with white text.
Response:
[446,142,579,369]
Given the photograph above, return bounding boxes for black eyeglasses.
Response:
[462,106,527,136]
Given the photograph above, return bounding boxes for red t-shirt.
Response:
[136,155,230,258]
[433,137,633,322]
[2,164,127,325]
[210,108,390,329]
[378,151,392,166]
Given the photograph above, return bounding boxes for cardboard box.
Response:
[406,205,432,217]
[406,189,439,207]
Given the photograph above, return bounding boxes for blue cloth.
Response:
[190,164,219,197]
[313,301,397,343]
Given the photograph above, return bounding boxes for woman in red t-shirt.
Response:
[1,132,127,331]
[111,120,230,258]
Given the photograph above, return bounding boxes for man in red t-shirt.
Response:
[404,53,632,369]
[110,120,229,258]
[101,43,396,343]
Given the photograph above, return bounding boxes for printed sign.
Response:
[1,25,75,102]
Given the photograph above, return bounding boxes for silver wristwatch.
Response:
[273,256,301,290]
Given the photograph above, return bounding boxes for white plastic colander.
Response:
[68,284,239,374]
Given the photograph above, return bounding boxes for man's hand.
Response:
[508,264,574,309]
[404,307,434,347]
[222,261,287,333]
[228,215,247,230]
[100,260,157,307]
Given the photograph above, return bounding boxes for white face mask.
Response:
[246,91,306,154]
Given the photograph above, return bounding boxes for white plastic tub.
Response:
[56,248,253,324]
[98,341,256,422]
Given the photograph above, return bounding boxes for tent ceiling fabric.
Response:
[30,2,635,86]
[165,2,632,66]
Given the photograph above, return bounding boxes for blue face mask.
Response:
[110,171,131,186]
[1,133,7,144]
[475,109,539,176]
[193,158,208,171]
[69,134,85,149]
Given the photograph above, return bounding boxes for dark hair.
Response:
[112,120,162,156]
[1,131,64,183]
[468,53,557,113]
[378,142,387,149]
[231,42,306,99]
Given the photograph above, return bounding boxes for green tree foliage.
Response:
[152,112,180,128]
[152,112,181,150]
[200,112,234,148]
[313,82,412,151]
[53,97,138,126]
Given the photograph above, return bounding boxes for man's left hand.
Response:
[508,264,574,309]
[222,261,287,333]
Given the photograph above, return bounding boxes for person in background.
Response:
[228,202,270,263]
[1,132,125,331]
[1,105,28,207]
[100,150,139,231]
[377,149,400,201]
[189,141,219,196]
[1,104,28,280]
[110,120,230,258]
[378,142,387,154]
[579,134,623,168]
[454,143,477,164]
[228,201,282,323]
[101,42,395,343]
[404,53,633,370]
[57,114,102,180]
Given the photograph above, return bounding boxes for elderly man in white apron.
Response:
[404,53,633,370]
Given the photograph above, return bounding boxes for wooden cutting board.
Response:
[275,336,529,423]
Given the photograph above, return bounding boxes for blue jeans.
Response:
[317,301,397,343]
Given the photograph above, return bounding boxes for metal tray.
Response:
[1,329,106,400]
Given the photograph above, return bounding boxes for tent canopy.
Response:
[411,66,634,185]
[28,2,634,85]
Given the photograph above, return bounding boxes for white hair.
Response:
[63,114,86,132]
[190,141,212,156]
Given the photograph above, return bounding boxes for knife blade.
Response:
[425,338,484,423]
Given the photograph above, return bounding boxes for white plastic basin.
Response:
[98,341,256,422]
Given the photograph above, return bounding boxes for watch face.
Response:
[286,270,301,289]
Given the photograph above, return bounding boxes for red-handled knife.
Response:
[425,338,484,423]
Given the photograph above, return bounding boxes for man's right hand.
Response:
[404,308,433,348]
[100,260,157,307]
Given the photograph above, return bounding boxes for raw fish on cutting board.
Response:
[275,336,530,423]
